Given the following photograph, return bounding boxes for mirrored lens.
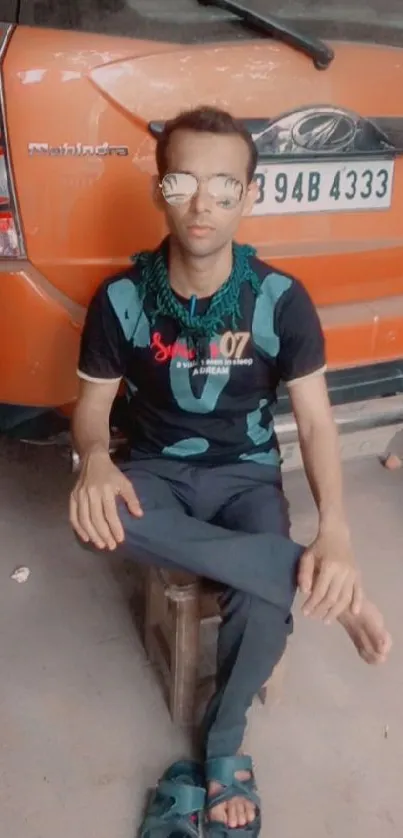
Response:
[208,175,243,208]
[161,173,198,205]
[161,173,244,208]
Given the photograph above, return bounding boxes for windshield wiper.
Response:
[197,0,334,70]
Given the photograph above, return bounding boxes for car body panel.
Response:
[0,261,82,405]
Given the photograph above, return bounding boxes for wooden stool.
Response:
[144,566,287,727]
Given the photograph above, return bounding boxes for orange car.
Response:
[1,1,403,450]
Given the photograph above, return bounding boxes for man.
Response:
[70,107,391,837]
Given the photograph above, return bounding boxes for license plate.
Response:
[251,159,394,216]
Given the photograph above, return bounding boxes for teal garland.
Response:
[134,239,262,349]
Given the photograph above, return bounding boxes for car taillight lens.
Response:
[0,211,18,255]
[0,156,19,257]
[0,151,18,256]
[0,24,23,258]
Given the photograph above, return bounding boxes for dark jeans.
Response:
[85,458,305,759]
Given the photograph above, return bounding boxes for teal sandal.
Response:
[139,760,206,838]
[205,756,261,838]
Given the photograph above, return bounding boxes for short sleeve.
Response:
[78,281,126,382]
[276,279,326,384]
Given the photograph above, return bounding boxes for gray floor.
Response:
[0,440,401,837]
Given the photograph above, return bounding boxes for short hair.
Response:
[155,106,258,184]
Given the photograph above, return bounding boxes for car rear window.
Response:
[1,1,19,24]
[16,1,403,45]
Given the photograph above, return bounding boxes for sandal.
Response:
[139,760,206,838]
[205,756,261,838]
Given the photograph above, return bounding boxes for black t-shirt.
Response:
[78,247,326,466]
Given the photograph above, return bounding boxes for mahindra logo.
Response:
[28,142,129,157]
[291,109,357,152]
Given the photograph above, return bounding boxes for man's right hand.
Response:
[69,450,143,551]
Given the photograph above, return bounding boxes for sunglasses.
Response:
[159,172,244,209]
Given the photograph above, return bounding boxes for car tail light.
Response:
[0,24,24,258]
[0,147,19,256]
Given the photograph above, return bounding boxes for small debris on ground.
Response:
[11,567,31,583]
[382,454,402,471]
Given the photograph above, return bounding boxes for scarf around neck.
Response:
[133,237,262,350]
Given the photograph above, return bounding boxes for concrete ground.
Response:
[0,439,401,838]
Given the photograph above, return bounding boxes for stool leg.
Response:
[169,591,201,727]
[144,569,159,665]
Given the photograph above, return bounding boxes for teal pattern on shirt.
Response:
[252,272,292,359]
[163,438,210,458]
[107,278,150,347]
[239,398,280,466]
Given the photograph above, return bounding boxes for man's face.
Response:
[155,129,257,258]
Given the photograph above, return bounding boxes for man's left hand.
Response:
[298,527,363,624]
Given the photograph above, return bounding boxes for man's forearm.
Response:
[298,418,348,532]
[72,401,111,460]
